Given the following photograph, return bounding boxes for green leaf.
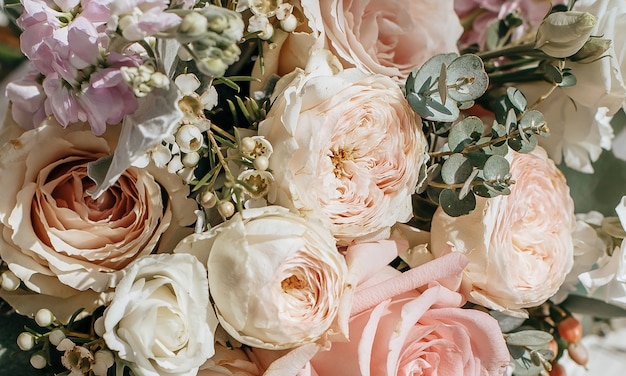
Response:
[446,54,489,102]
[407,92,435,118]
[506,87,527,112]
[561,295,626,318]
[448,116,484,152]
[483,155,510,181]
[559,71,577,87]
[506,330,553,347]
[508,134,538,153]
[439,188,477,216]
[438,63,447,105]
[543,64,563,84]
[441,154,473,185]
[410,53,458,93]
[466,149,489,168]
[519,110,547,135]
[508,345,526,360]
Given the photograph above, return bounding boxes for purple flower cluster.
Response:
[6,0,181,134]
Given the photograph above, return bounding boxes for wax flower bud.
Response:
[1,270,21,291]
[179,12,208,37]
[35,308,55,327]
[535,11,597,58]
[17,332,35,351]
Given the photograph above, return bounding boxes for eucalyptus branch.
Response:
[429,128,522,159]
[476,42,544,60]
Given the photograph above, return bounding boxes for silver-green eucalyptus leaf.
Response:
[446,54,489,102]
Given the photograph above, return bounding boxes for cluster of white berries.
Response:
[200,135,274,220]
[16,309,115,375]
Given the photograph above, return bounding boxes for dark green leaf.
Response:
[448,116,484,152]
[506,87,527,112]
[441,154,473,185]
[439,188,476,216]
[561,295,626,318]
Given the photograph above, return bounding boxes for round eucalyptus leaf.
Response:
[506,86,527,112]
[409,53,458,92]
[519,110,547,135]
[407,92,435,118]
[466,149,489,168]
[448,116,484,152]
[441,154,473,185]
[505,330,553,347]
[483,155,510,181]
[446,54,489,102]
[491,123,507,139]
[439,188,477,217]
[427,184,444,205]
[483,142,509,156]
[507,133,538,153]
[422,92,460,122]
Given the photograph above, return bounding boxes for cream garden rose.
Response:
[258,52,427,245]
[103,253,217,376]
[174,206,349,350]
[0,120,172,318]
[300,0,462,81]
[430,147,576,313]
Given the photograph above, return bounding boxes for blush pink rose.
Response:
[300,0,463,81]
[258,52,428,245]
[251,252,510,376]
[431,147,576,314]
[0,120,173,319]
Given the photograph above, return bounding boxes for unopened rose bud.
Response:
[535,11,597,58]
[1,270,21,291]
[570,37,611,63]
[35,309,55,327]
[17,332,35,351]
[180,12,208,37]
[218,201,235,218]
[30,353,47,369]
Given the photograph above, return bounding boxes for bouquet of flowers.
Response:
[1,0,626,375]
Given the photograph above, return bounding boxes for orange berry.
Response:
[558,316,583,343]
[549,363,566,376]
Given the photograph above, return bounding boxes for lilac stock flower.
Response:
[108,0,181,41]
[42,52,139,135]
[5,63,47,130]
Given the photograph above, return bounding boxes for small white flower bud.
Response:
[118,15,136,34]
[93,350,115,376]
[280,14,298,32]
[535,11,597,58]
[208,15,228,33]
[17,332,35,351]
[218,201,235,218]
[94,317,105,337]
[200,191,217,208]
[176,124,204,153]
[239,137,256,154]
[1,270,21,291]
[182,151,201,167]
[180,12,208,37]
[150,72,170,89]
[30,353,47,369]
[35,309,54,327]
[56,338,76,351]
[259,22,275,40]
[253,155,269,171]
[197,57,228,77]
[48,329,66,346]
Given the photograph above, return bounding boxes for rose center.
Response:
[330,147,354,177]
[281,275,307,291]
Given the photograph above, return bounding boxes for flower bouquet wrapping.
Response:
[0,0,626,375]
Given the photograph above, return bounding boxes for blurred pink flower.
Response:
[5,63,47,130]
[108,0,182,41]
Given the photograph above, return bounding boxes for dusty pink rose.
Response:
[0,120,172,319]
[258,52,427,245]
[431,147,576,314]
[300,0,462,81]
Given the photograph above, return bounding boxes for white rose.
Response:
[431,147,576,314]
[258,52,427,245]
[103,253,217,376]
[174,206,349,350]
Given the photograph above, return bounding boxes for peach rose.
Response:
[258,52,428,245]
[0,120,173,318]
[174,206,349,350]
[300,0,462,81]
[431,147,576,314]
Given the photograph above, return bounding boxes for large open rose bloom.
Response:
[431,147,576,314]
[174,206,349,350]
[0,119,172,319]
[259,52,427,245]
[300,0,462,81]
[103,253,217,376]
[251,251,510,376]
